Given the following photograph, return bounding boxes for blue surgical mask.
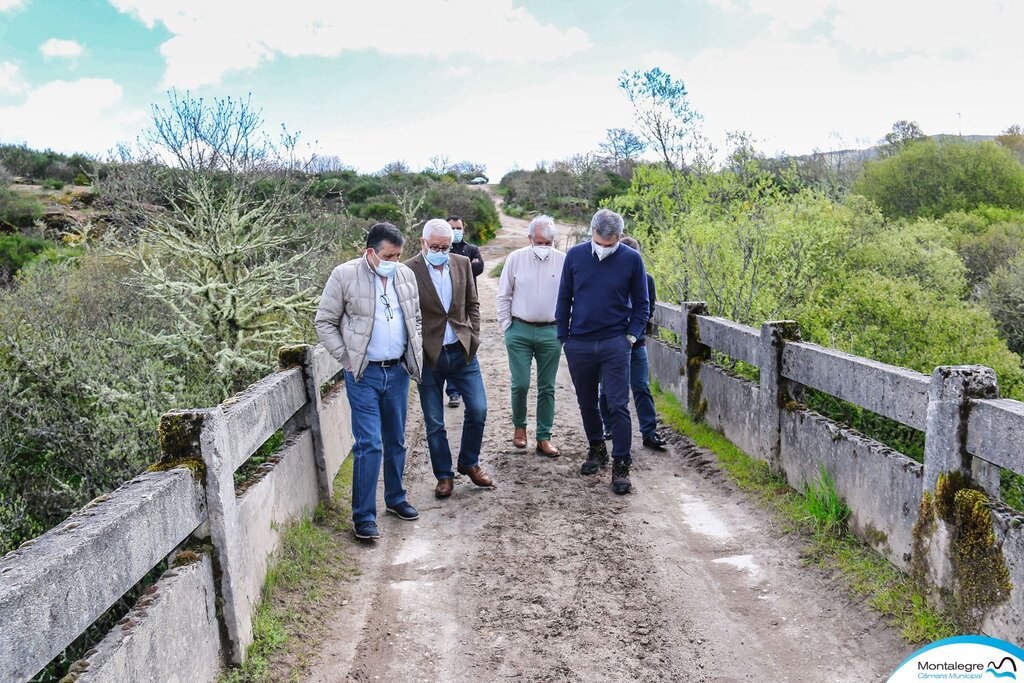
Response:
[425,250,449,267]
[375,259,398,277]
[452,229,464,243]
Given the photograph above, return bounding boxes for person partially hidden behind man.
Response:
[314,222,423,541]
[444,214,484,409]
[556,208,649,494]
[406,218,493,499]
[496,214,564,457]
[599,236,668,451]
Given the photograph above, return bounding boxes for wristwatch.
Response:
[626,334,637,345]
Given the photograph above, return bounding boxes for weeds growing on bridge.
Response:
[653,384,956,643]
[219,456,358,683]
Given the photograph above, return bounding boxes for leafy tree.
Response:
[981,256,1024,356]
[878,120,926,158]
[854,139,1024,218]
[996,124,1024,162]
[618,68,701,177]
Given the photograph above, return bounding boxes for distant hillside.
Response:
[790,134,997,164]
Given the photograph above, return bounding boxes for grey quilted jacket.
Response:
[314,256,423,382]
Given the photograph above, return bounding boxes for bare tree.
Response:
[599,128,645,177]
[427,154,453,175]
[379,160,411,175]
[388,184,427,234]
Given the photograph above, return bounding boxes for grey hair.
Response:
[528,214,556,240]
[590,208,624,239]
[422,218,453,241]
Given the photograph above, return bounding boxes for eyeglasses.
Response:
[426,244,451,253]
[379,293,394,321]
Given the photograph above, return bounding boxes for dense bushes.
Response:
[0,144,95,184]
[0,187,44,229]
[0,254,222,552]
[855,139,1024,219]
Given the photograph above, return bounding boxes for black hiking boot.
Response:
[611,459,632,495]
[580,440,608,475]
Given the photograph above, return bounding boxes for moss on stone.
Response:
[278,343,310,369]
[935,470,974,522]
[911,473,1012,630]
[172,549,203,568]
[949,488,1012,628]
[147,456,205,482]
[864,525,889,548]
[157,410,205,461]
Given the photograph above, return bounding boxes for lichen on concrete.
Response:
[278,343,310,369]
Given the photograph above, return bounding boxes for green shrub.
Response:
[0,235,49,279]
[0,187,44,229]
[41,178,65,190]
[0,254,221,553]
[854,139,1024,219]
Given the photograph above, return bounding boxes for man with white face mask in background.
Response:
[555,208,649,495]
[496,214,565,457]
[444,215,485,409]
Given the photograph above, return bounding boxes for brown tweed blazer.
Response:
[404,252,480,367]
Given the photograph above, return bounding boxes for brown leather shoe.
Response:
[435,478,453,499]
[456,465,494,488]
[512,427,527,449]
[536,440,559,457]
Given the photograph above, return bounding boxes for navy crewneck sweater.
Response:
[555,241,649,343]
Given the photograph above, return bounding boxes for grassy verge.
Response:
[489,260,505,278]
[653,384,956,643]
[220,455,357,683]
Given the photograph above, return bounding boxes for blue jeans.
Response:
[564,335,633,464]
[419,347,488,480]
[600,344,657,438]
[344,363,411,525]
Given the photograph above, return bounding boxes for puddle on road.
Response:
[392,536,432,566]
[713,554,760,575]
[679,497,733,541]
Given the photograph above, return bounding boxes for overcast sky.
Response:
[1,0,1022,177]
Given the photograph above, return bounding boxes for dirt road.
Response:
[303,199,911,682]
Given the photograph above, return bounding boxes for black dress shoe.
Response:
[642,431,667,451]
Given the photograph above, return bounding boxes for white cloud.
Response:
[308,69,633,178]
[443,65,474,80]
[109,0,591,89]
[0,79,146,154]
[40,38,85,59]
[0,0,27,12]
[0,61,27,95]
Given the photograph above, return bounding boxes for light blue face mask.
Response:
[452,229,464,243]
[375,258,398,277]
[425,250,449,266]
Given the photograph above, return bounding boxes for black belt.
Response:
[443,341,463,350]
[367,357,403,367]
[513,317,556,327]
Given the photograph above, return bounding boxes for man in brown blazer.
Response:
[405,218,493,498]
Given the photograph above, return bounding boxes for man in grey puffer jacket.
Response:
[315,223,423,541]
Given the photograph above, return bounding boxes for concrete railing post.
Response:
[758,320,801,474]
[279,345,333,503]
[682,301,709,419]
[158,408,249,663]
[924,365,1000,496]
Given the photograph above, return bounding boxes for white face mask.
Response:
[592,241,619,261]
[531,245,552,260]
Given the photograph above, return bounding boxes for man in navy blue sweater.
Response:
[555,208,649,494]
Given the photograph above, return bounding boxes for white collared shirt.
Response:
[365,263,408,361]
[427,259,459,345]
[496,245,566,331]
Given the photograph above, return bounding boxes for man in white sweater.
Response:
[496,215,566,456]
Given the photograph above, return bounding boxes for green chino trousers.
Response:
[504,319,561,440]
